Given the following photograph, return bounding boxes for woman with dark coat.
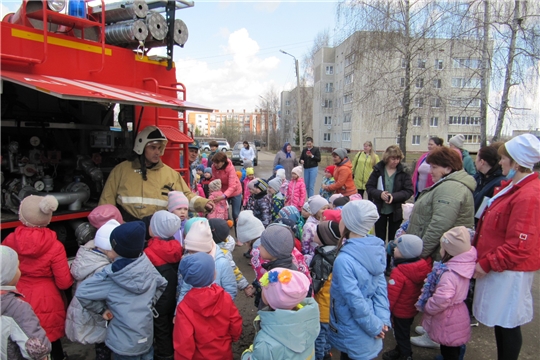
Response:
[472,143,505,219]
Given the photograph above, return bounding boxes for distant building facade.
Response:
[280,86,313,146]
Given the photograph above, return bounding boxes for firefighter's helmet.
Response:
[133,126,168,156]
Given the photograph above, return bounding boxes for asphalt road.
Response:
[64,150,540,360]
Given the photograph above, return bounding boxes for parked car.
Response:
[231,142,258,166]
[200,140,230,152]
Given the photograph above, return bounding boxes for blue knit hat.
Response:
[204,167,212,175]
[180,252,215,288]
[196,164,205,172]
[278,206,300,223]
[110,221,145,258]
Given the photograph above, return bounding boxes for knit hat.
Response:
[505,134,540,170]
[272,218,298,238]
[236,210,265,243]
[243,160,253,168]
[268,178,282,192]
[19,195,58,227]
[94,219,120,251]
[247,178,258,191]
[332,148,348,160]
[209,179,222,192]
[184,217,208,236]
[179,252,215,288]
[260,224,294,259]
[333,196,350,208]
[302,202,310,213]
[316,221,341,246]
[254,179,268,192]
[208,218,230,244]
[168,191,189,212]
[204,167,212,176]
[202,153,208,158]
[348,194,363,202]
[196,164,205,172]
[341,200,379,237]
[261,268,310,310]
[395,234,423,259]
[278,206,301,223]
[449,134,465,149]
[308,195,329,215]
[184,220,215,253]
[441,226,471,257]
[274,164,284,171]
[323,209,342,223]
[246,167,255,176]
[88,204,124,228]
[0,245,18,286]
[329,193,343,205]
[276,168,286,180]
[291,166,303,177]
[110,221,145,258]
[150,210,181,239]
[325,165,336,176]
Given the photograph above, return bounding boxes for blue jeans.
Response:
[304,166,318,198]
[228,193,242,223]
[113,347,153,360]
[315,322,332,360]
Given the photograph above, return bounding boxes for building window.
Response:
[285,100,290,106]
[449,116,481,125]
[416,78,424,88]
[325,66,334,75]
[400,77,405,87]
[433,79,442,88]
[344,72,354,85]
[286,110,290,115]
[324,133,331,142]
[417,59,426,69]
[435,59,444,70]
[325,82,334,93]
[415,97,424,108]
[412,135,421,145]
[342,131,351,142]
[430,117,439,127]
[345,53,355,67]
[452,77,481,89]
[324,116,332,125]
[413,116,422,127]
[322,99,333,108]
[344,112,352,123]
[401,58,407,68]
[452,58,482,69]
[450,97,481,107]
[343,93,353,104]
[431,97,441,108]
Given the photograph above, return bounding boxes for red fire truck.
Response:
[1,0,210,252]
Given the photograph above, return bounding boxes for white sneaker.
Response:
[414,325,425,335]
[410,333,440,349]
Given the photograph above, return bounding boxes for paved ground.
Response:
[64,150,540,359]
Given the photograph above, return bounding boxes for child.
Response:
[209,218,255,297]
[76,221,168,359]
[302,195,329,265]
[279,205,304,241]
[241,268,319,360]
[87,203,124,228]
[310,220,341,360]
[328,193,343,209]
[173,252,243,360]
[268,177,285,221]
[246,179,272,227]
[332,196,350,209]
[200,168,213,198]
[416,227,477,360]
[285,166,307,211]
[2,195,73,360]
[277,168,289,195]
[195,164,205,179]
[266,164,284,182]
[242,167,255,207]
[236,210,266,259]
[1,245,52,360]
[328,200,391,359]
[168,191,189,246]
[200,153,208,167]
[383,235,432,360]
[322,209,342,223]
[241,160,254,182]
[208,179,229,220]
[65,217,118,358]
[320,165,336,201]
[144,210,183,360]
[177,220,237,302]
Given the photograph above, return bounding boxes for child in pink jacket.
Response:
[207,179,229,220]
[416,226,477,360]
[285,166,307,212]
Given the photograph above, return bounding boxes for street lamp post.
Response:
[259,95,270,150]
[280,49,303,151]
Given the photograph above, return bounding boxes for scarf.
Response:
[415,261,449,312]
[261,255,296,271]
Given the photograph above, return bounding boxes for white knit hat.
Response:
[0,245,19,286]
[236,210,265,243]
[292,166,303,177]
[94,219,120,251]
[449,134,465,149]
[504,134,540,170]
[276,169,286,180]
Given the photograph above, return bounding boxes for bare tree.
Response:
[302,30,331,85]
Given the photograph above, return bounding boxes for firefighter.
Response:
[99,126,213,221]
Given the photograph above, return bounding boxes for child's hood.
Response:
[257,297,320,353]
[105,255,159,294]
[446,247,477,279]
[10,226,58,258]
[341,235,386,276]
[182,284,228,316]
[396,258,433,285]
[71,242,110,282]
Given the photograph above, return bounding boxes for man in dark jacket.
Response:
[300,137,321,198]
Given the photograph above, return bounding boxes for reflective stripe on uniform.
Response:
[189,195,203,212]
[118,196,168,207]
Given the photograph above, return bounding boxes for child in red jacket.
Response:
[384,235,432,360]
[2,195,73,360]
[144,210,183,360]
[173,252,242,360]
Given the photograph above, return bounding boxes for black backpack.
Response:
[310,245,338,294]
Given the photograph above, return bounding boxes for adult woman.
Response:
[211,152,243,223]
[240,141,255,165]
[366,145,413,245]
[352,141,379,197]
[273,142,298,180]
[322,148,356,197]
[472,143,505,217]
[411,136,444,199]
[473,134,540,360]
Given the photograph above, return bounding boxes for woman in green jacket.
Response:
[352,141,379,197]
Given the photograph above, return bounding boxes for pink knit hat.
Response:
[168,191,189,212]
[291,166,303,177]
[184,220,216,254]
[261,268,310,310]
[440,226,471,257]
[88,204,124,228]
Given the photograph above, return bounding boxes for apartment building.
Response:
[312,31,488,153]
[188,109,267,138]
[280,86,314,145]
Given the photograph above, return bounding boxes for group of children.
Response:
[2,164,478,360]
